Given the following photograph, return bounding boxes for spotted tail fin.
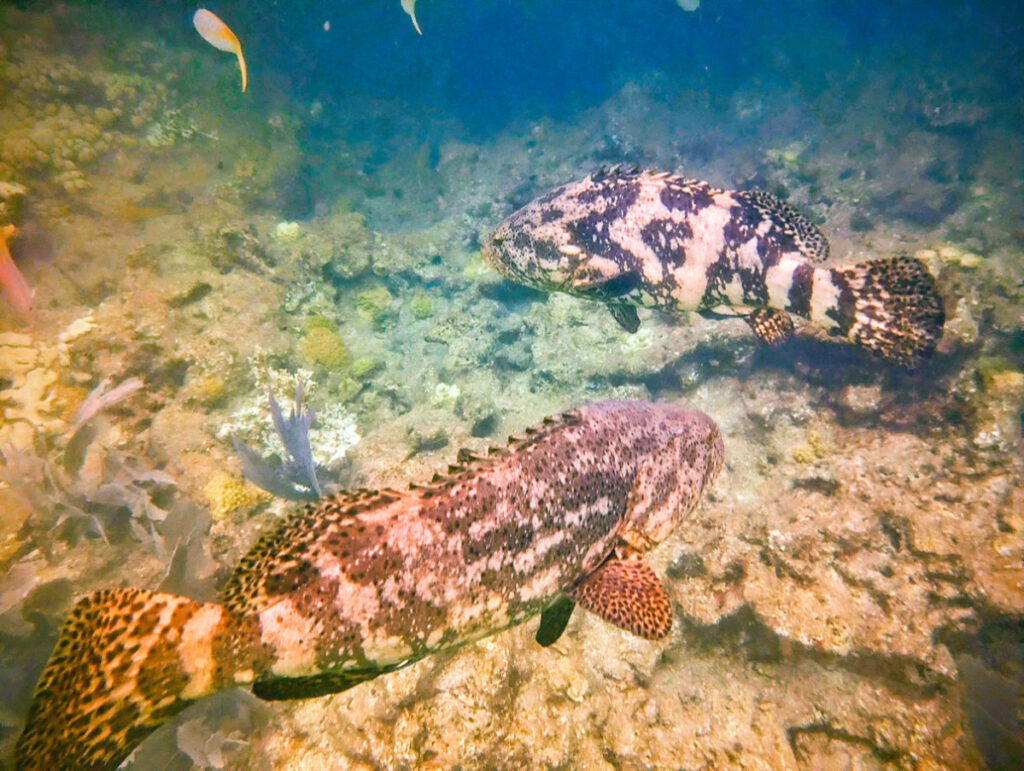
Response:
[828,256,945,366]
[16,588,246,770]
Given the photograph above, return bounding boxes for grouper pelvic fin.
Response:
[535,596,576,647]
[744,307,795,347]
[252,659,415,701]
[568,554,672,639]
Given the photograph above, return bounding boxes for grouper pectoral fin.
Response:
[535,595,576,646]
[607,304,641,333]
[744,307,795,347]
[567,554,673,640]
[566,265,643,333]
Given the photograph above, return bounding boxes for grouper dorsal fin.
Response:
[739,190,830,263]
[221,488,410,614]
[568,554,673,639]
[535,596,576,647]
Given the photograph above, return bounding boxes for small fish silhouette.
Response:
[193,8,248,92]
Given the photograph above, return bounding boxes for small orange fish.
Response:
[0,224,34,320]
[193,8,248,92]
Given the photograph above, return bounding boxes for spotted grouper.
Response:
[16,400,723,769]
[483,168,946,365]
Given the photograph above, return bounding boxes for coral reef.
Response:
[216,350,360,472]
[0,15,169,194]
[0,319,97,451]
[2,2,1023,768]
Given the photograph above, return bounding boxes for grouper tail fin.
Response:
[828,256,945,366]
[16,588,243,770]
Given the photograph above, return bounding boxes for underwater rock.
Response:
[406,425,449,456]
[836,383,883,422]
[945,297,981,345]
[204,223,270,274]
[292,210,374,282]
[968,367,1024,454]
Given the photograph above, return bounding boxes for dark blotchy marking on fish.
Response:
[482,168,945,366]
[16,400,722,770]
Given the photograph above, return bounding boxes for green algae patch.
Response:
[356,285,394,321]
[183,372,228,406]
[410,290,433,319]
[350,356,381,379]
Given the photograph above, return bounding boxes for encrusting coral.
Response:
[297,324,350,369]
[201,471,267,521]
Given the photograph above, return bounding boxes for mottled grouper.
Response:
[16,400,723,770]
[483,168,946,366]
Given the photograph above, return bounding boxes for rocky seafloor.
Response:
[1,4,1022,769]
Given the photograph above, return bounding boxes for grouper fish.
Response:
[16,400,723,769]
[482,168,946,366]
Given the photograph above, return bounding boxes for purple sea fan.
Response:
[232,384,324,501]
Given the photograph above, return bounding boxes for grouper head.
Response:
[480,182,601,295]
[481,177,656,323]
[619,401,724,547]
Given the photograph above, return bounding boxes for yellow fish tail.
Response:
[237,45,248,92]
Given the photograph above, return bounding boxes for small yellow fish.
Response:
[401,0,423,35]
[193,8,248,92]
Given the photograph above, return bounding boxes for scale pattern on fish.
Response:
[16,400,723,770]
[482,168,945,365]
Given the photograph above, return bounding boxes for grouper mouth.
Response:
[480,223,516,273]
[479,235,500,269]
[480,226,577,294]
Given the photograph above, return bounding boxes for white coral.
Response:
[217,348,359,467]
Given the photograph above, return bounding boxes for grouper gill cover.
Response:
[15,401,723,770]
[483,168,946,366]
